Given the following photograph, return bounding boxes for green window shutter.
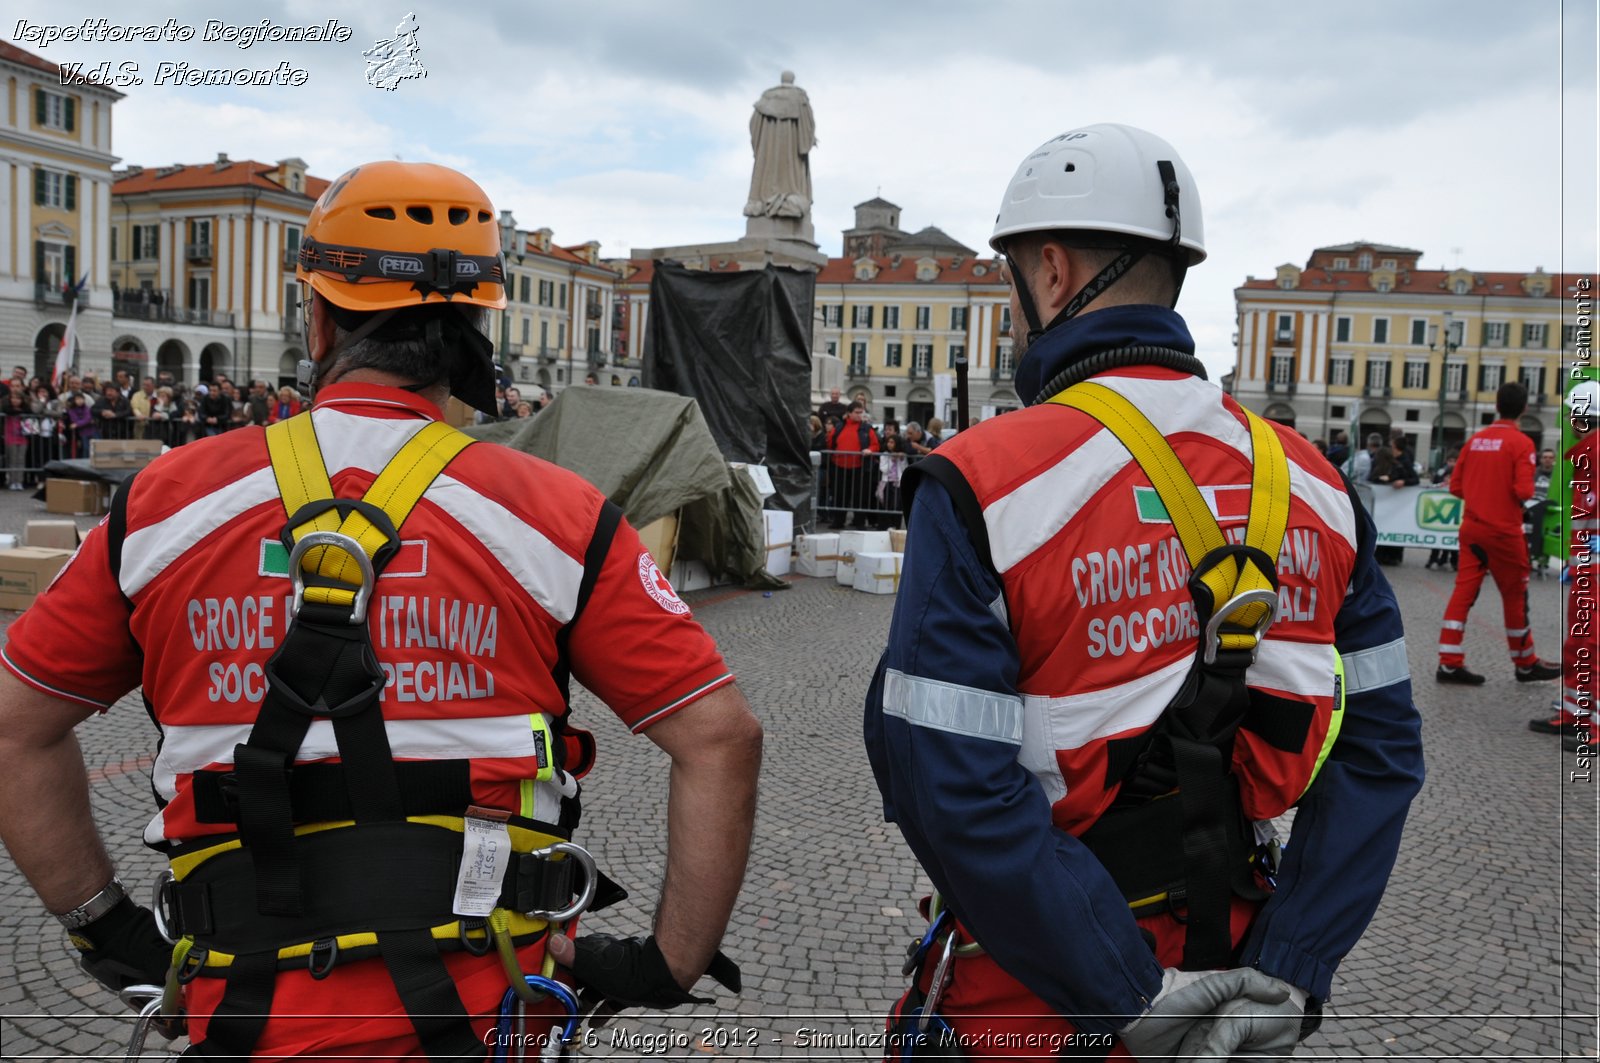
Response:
[64,96,76,132]
[65,175,77,212]
[34,89,46,125]
[33,169,45,205]
[64,245,76,286]
[34,241,44,283]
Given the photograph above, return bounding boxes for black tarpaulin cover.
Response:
[643,261,815,529]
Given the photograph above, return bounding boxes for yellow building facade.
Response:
[492,217,621,396]
[1234,242,1590,462]
[0,40,122,378]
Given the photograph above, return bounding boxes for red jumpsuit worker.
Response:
[1436,381,1561,686]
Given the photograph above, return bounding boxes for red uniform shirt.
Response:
[1450,418,1535,534]
[3,384,738,1055]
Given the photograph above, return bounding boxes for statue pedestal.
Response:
[632,230,827,272]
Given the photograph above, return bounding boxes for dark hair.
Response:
[321,294,487,389]
[1496,381,1528,418]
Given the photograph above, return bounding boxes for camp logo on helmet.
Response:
[379,255,424,276]
[638,552,689,615]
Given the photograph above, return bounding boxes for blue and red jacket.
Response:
[863,304,1425,1032]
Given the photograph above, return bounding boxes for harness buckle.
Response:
[308,936,339,980]
[288,530,377,624]
[150,871,178,945]
[1202,588,1279,665]
[521,842,597,922]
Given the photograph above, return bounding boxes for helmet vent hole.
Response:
[477,210,492,223]
[406,206,434,224]
[448,207,470,225]
[365,207,396,220]
[1063,163,1076,172]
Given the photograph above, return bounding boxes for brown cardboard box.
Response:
[89,438,164,470]
[24,519,81,550]
[636,512,680,573]
[0,547,74,610]
[889,528,907,553]
[46,479,108,516]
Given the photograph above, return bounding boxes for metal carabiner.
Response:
[902,907,950,977]
[1202,588,1279,664]
[120,984,183,1062]
[493,975,580,1061]
[916,929,957,1033]
[288,530,377,623]
[522,843,597,923]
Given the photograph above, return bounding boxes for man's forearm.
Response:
[0,728,114,913]
[652,717,761,987]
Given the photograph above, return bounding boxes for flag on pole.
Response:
[51,272,88,387]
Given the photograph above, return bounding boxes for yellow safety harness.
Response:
[155,413,600,1060]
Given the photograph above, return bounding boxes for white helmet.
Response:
[990,123,1206,265]
[1567,379,1600,418]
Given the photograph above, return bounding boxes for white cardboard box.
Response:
[836,530,892,586]
[669,559,714,593]
[853,551,904,595]
[731,463,777,500]
[762,510,793,576]
[795,533,840,578]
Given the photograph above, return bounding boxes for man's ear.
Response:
[308,294,337,363]
[1033,241,1079,320]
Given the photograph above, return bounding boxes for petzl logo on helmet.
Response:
[456,259,481,278]
[379,255,425,276]
[1416,491,1462,531]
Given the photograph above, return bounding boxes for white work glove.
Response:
[1119,967,1295,1062]
[1177,976,1307,1061]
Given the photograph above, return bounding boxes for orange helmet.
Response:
[297,161,506,311]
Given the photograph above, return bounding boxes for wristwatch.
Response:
[54,877,126,931]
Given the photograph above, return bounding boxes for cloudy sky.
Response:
[14,1,1597,376]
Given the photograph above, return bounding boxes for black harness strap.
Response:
[379,929,486,1060]
[187,950,276,1059]
[550,499,623,777]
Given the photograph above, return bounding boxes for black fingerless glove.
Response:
[570,934,740,1024]
[68,896,172,993]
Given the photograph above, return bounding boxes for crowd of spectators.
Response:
[811,387,951,530]
[0,365,303,490]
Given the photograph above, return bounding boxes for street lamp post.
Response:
[1428,310,1460,472]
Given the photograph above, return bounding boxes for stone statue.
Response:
[744,71,816,221]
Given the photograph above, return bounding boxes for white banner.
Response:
[1354,483,1462,548]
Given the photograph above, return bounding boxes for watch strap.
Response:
[55,877,126,931]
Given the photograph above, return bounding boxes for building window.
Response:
[36,89,75,131]
[521,317,530,345]
[850,341,868,370]
[285,225,301,265]
[1453,279,1470,295]
[950,306,969,331]
[1444,362,1466,393]
[824,340,837,358]
[883,306,900,330]
[1522,323,1547,348]
[1270,355,1294,384]
[519,276,531,304]
[1403,360,1429,390]
[1410,319,1426,345]
[133,224,160,261]
[540,320,550,353]
[822,304,842,328]
[33,169,78,210]
[110,227,118,264]
[1357,252,1372,270]
[1373,318,1389,344]
[559,283,568,310]
[915,306,931,330]
[912,344,933,374]
[1564,324,1579,350]
[1484,321,1507,347]
[1334,317,1351,343]
[37,241,68,290]
[852,304,874,329]
[1330,404,1347,419]
[1478,363,1503,392]
[997,343,1015,374]
[1365,360,1390,390]
[1381,259,1397,269]
[1404,408,1420,422]
[948,343,965,369]
[885,342,903,368]
[1332,258,1349,270]
[1374,279,1392,293]
[999,307,1012,334]
[1520,363,1545,396]
[1274,313,1294,342]
[535,279,551,306]
[1329,357,1353,386]
[188,274,210,310]
[557,322,565,350]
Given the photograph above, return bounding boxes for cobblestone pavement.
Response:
[0,481,1595,1059]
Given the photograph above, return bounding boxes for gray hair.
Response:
[1365,433,1384,447]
